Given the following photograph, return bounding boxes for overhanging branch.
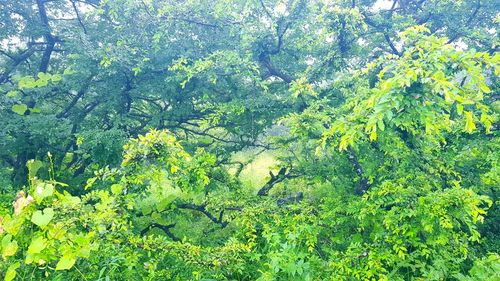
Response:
[257,167,296,196]
[177,203,228,227]
[141,223,180,241]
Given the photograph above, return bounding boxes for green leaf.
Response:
[27,236,47,254]
[35,78,49,87]
[18,76,36,89]
[132,67,141,75]
[51,74,63,82]
[63,68,74,75]
[29,107,42,113]
[26,159,44,177]
[6,90,18,97]
[56,254,77,270]
[33,183,54,203]
[31,208,54,228]
[4,262,20,281]
[110,183,123,195]
[1,235,18,258]
[478,82,491,93]
[11,104,28,115]
[456,103,463,115]
[464,111,476,133]
[37,72,51,80]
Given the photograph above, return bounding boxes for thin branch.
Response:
[360,10,402,56]
[0,47,35,84]
[0,50,17,61]
[141,223,180,241]
[386,0,398,18]
[446,0,481,44]
[416,12,432,25]
[163,16,219,29]
[269,21,290,55]
[258,0,273,19]
[383,33,401,56]
[259,52,294,83]
[177,203,228,227]
[71,0,88,34]
[56,75,94,118]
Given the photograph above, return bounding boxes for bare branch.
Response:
[71,0,88,34]
[0,47,35,84]
[258,0,273,19]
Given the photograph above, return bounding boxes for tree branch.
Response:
[71,0,88,34]
[257,167,295,196]
[446,0,481,44]
[56,76,94,118]
[259,52,294,83]
[277,192,303,206]
[141,223,180,241]
[347,149,370,195]
[258,0,273,19]
[177,203,228,227]
[0,47,35,84]
[383,33,401,56]
[36,0,56,72]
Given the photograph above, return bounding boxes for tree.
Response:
[0,0,498,280]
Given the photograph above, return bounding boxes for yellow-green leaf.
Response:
[56,254,76,270]
[111,183,123,195]
[1,235,18,258]
[27,236,47,254]
[478,82,491,93]
[51,74,63,82]
[4,262,20,281]
[33,183,54,203]
[456,103,463,115]
[11,104,28,115]
[369,126,377,141]
[6,90,18,97]
[464,111,476,133]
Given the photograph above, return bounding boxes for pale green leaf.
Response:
[33,183,54,203]
[31,208,54,228]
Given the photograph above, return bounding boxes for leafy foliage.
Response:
[1,0,499,280]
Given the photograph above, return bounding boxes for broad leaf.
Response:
[11,104,27,115]
[31,208,54,228]
[56,254,77,270]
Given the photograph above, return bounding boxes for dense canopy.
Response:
[0,0,499,280]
